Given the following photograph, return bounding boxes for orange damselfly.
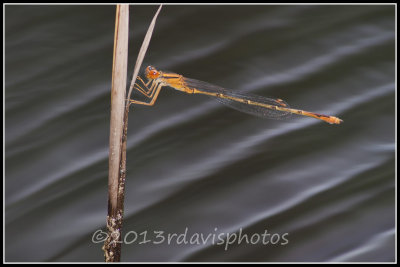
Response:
[130,66,343,124]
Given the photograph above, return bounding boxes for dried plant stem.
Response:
[103,4,129,262]
[103,4,162,262]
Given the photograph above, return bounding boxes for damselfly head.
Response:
[145,65,161,80]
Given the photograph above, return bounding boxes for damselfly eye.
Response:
[145,67,160,80]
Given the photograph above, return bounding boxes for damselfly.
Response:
[130,66,343,124]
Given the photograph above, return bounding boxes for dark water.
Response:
[5,5,395,262]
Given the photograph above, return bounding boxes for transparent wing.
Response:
[184,78,291,119]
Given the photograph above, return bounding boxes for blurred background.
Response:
[5,4,395,262]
